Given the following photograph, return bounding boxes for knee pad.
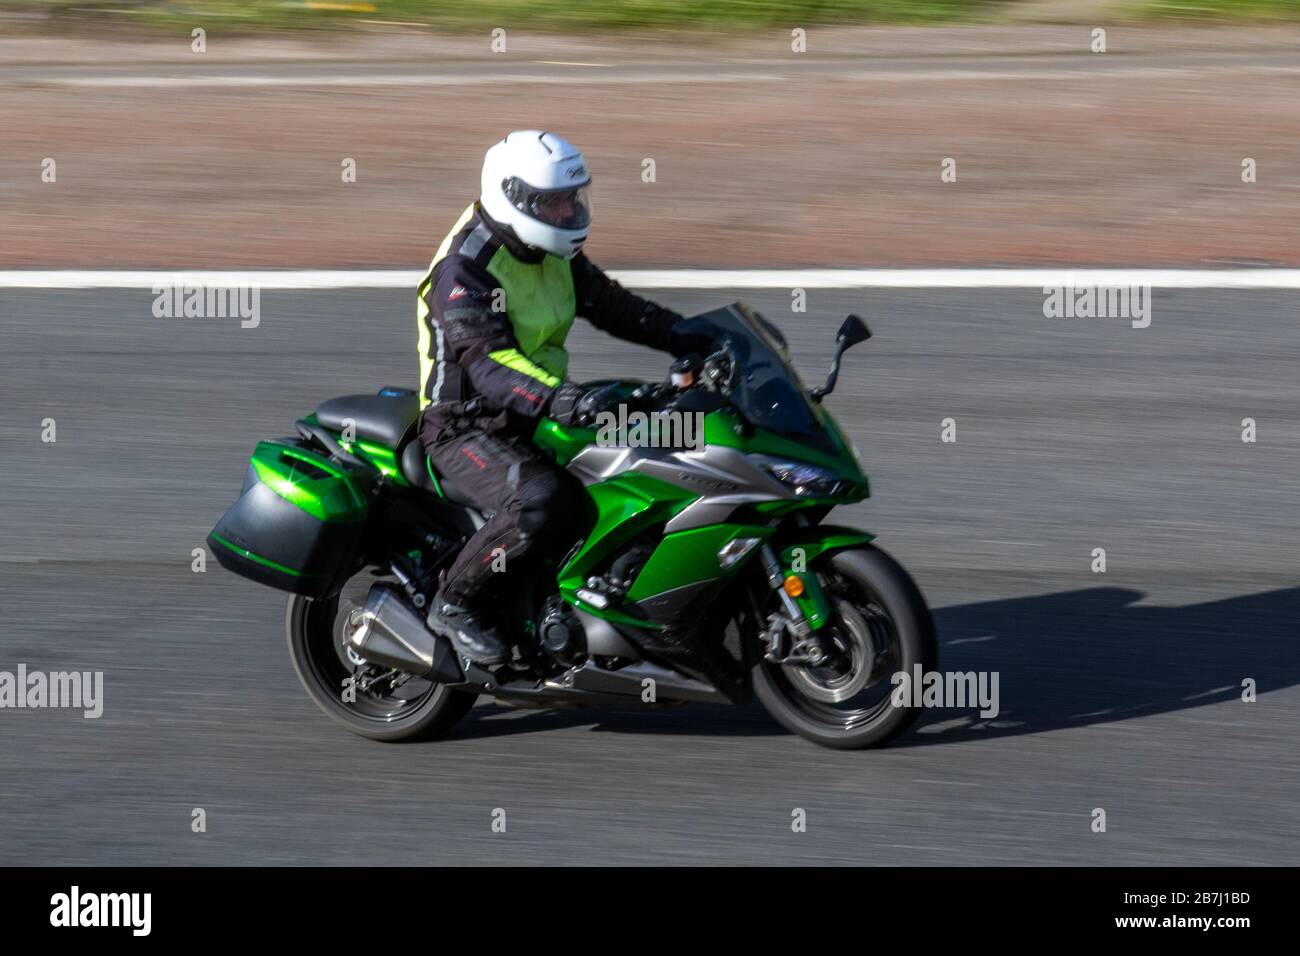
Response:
[513,468,577,535]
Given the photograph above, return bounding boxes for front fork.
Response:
[755,530,875,666]
[757,543,832,666]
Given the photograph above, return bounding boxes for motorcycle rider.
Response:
[417,130,701,667]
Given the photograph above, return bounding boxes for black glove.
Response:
[548,382,624,428]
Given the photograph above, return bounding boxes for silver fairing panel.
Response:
[567,442,797,531]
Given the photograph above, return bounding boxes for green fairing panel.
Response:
[544,401,871,629]
[540,404,864,484]
[301,411,410,487]
[702,411,868,488]
[249,442,368,524]
[625,522,775,601]
[533,418,596,466]
[347,439,408,486]
[557,472,696,594]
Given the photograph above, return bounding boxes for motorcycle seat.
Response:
[315,391,485,513]
[315,393,420,449]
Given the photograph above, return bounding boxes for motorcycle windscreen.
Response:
[672,304,823,439]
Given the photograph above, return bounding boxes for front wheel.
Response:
[286,570,477,742]
[749,545,937,750]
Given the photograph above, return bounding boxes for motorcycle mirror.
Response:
[837,314,871,348]
[811,315,871,404]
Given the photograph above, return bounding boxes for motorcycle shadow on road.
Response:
[897,585,1300,748]
[446,585,1299,746]
[452,696,786,741]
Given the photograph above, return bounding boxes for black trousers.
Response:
[424,427,584,607]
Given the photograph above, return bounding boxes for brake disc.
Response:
[782,598,876,704]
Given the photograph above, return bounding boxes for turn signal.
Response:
[783,575,805,597]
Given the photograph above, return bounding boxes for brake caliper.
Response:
[761,611,832,666]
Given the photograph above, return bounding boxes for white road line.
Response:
[0,270,424,289]
[2,269,1300,290]
[611,269,1300,289]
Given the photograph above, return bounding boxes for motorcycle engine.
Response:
[538,595,586,667]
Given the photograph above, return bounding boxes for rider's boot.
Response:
[426,590,512,667]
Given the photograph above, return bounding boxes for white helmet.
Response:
[480,130,592,259]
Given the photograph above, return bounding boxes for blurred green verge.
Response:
[1139,0,1300,17]
[2,0,1298,33]
[0,0,999,32]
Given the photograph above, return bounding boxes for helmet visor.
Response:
[506,179,592,230]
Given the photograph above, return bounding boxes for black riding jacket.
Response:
[417,203,688,440]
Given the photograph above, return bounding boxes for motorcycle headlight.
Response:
[760,459,852,498]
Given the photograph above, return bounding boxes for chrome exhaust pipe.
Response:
[345,583,463,683]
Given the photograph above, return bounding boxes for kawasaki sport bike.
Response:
[208,304,937,749]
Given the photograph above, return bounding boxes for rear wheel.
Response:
[286,570,477,742]
[749,545,937,749]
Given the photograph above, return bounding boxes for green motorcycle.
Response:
[208,303,937,749]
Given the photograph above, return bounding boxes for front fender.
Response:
[779,526,875,568]
[776,526,875,630]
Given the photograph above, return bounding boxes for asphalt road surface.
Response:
[1,287,1297,865]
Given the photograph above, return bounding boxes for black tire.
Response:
[285,575,477,743]
[750,545,938,750]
